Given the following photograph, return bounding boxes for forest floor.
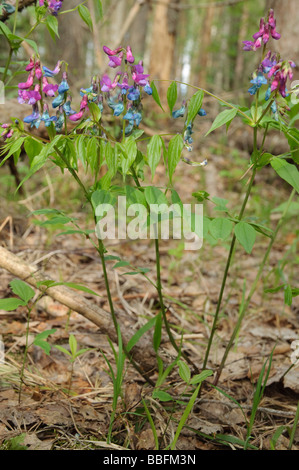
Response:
[0,113,298,451]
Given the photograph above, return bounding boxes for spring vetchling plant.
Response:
[0,6,299,446]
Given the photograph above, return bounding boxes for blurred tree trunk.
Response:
[129,0,150,61]
[149,0,180,107]
[198,5,215,88]
[266,0,299,77]
[233,2,249,91]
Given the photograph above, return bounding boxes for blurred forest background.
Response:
[1,0,299,110]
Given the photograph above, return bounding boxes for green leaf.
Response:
[257,152,273,168]
[78,4,93,32]
[186,90,204,125]
[91,189,116,214]
[24,137,43,166]
[105,142,117,176]
[284,284,293,306]
[69,334,77,357]
[34,329,57,341]
[46,15,59,40]
[23,38,39,55]
[112,260,130,269]
[209,218,233,240]
[205,108,238,136]
[10,279,35,303]
[144,186,168,210]
[167,81,177,114]
[178,360,191,383]
[147,135,163,180]
[54,345,72,357]
[0,298,26,311]
[125,185,146,207]
[121,136,137,175]
[150,81,164,111]
[270,157,299,194]
[0,137,26,167]
[152,390,173,402]
[167,134,184,183]
[88,101,101,122]
[126,316,157,353]
[234,221,256,254]
[63,282,101,297]
[189,369,213,385]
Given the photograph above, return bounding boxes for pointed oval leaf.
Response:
[234,221,256,254]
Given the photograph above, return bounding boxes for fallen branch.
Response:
[0,245,157,374]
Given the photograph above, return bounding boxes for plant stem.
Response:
[202,162,257,371]
[213,187,296,385]
[2,47,13,83]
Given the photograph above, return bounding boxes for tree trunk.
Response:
[265,0,299,79]
[198,5,215,88]
[149,0,180,107]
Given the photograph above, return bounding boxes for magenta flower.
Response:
[18,70,35,90]
[242,37,262,52]
[243,9,280,51]
[69,95,88,122]
[103,46,123,56]
[25,57,35,72]
[126,46,134,64]
[35,60,43,80]
[100,73,120,92]
[108,53,123,68]
[132,72,150,87]
[18,86,41,105]
[42,77,59,97]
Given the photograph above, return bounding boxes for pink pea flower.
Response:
[42,77,59,97]
[126,46,134,64]
[35,60,43,80]
[18,70,35,90]
[25,57,35,72]
[69,95,88,122]
[103,46,123,56]
[108,53,123,68]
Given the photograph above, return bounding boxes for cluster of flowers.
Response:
[38,0,64,16]
[244,9,296,120]
[4,45,154,138]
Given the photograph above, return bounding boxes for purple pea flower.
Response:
[108,53,123,68]
[43,60,62,77]
[100,73,120,92]
[42,77,59,97]
[132,72,150,87]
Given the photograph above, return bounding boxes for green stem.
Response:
[213,187,296,385]
[53,145,154,385]
[13,0,19,34]
[2,47,13,83]
[202,162,257,371]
